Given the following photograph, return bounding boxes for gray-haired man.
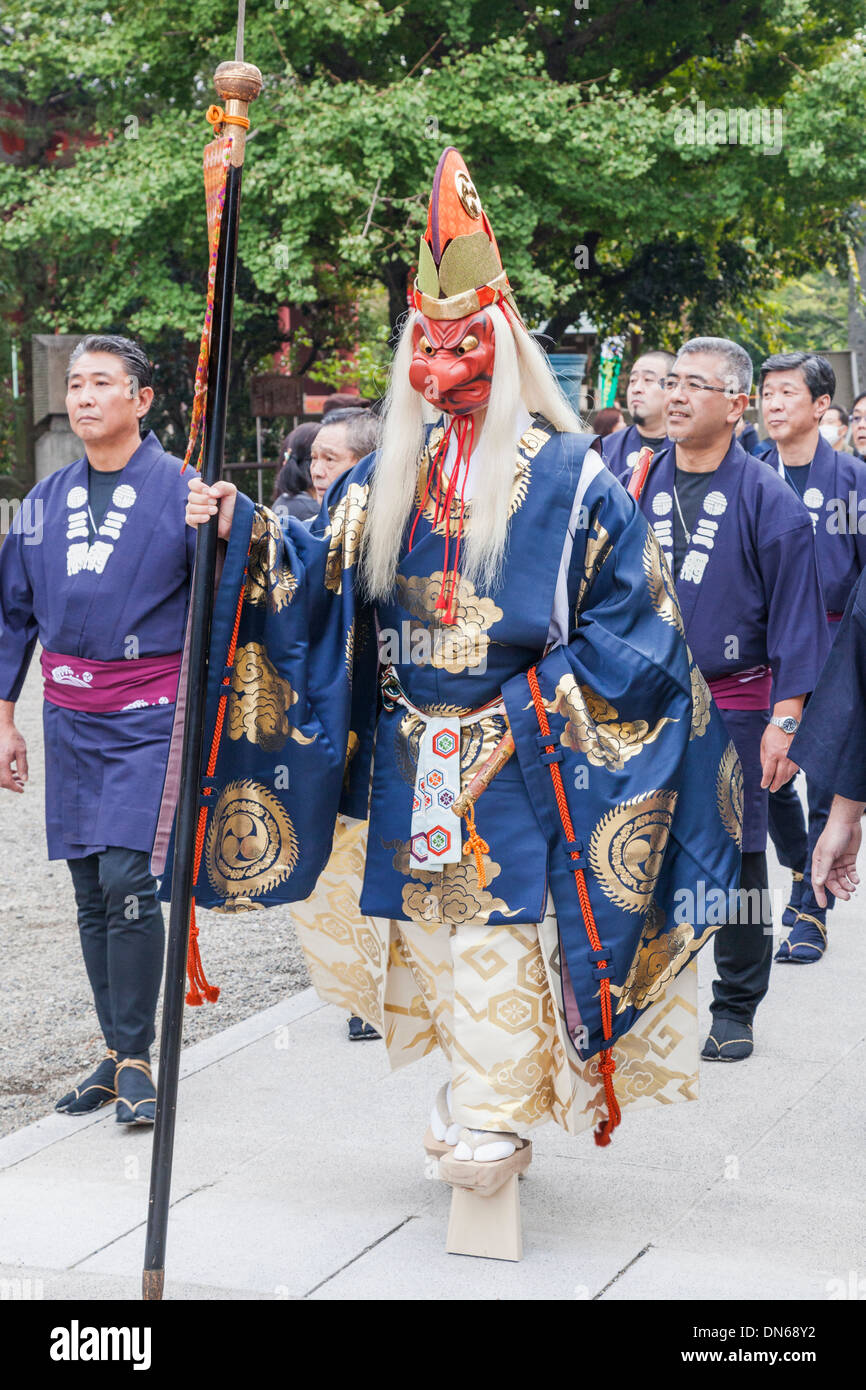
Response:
[309,408,382,505]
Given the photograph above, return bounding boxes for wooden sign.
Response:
[249,373,304,417]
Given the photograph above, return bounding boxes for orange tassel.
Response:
[181,561,249,1009]
[526,663,622,1147]
[593,1052,621,1147]
[463,804,489,889]
[185,900,221,1007]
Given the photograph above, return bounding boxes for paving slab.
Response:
[0,847,862,1301]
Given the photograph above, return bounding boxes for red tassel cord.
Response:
[526,664,622,1147]
[184,552,249,1006]
[408,413,476,626]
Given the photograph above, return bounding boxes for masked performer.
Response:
[171,150,741,1191]
[0,336,193,1123]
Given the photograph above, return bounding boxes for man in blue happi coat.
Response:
[607,338,829,1061]
[0,336,194,1124]
[600,349,674,476]
[759,351,866,962]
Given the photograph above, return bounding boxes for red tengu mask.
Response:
[408,310,495,416]
[407,147,522,419]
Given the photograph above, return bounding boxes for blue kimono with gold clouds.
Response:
[160,416,742,1060]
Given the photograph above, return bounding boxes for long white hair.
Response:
[361,304,583,600]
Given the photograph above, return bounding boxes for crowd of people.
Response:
[595,343,866,1059]
[1,327,863,1118]
[1,150,863,1235]
[266,335,866,1069]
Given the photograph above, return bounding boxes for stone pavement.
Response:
[1,834,864,1302]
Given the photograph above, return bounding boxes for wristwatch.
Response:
[769,715,799,735]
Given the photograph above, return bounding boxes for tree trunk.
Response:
[382,258,410,342]
[848,221,866,400]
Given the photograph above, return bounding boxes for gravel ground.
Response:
[0,656,311,1138]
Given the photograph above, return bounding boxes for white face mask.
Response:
[819,422,844,447]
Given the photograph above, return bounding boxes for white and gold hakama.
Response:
[291,818,699,1137]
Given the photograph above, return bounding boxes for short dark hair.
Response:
[67,334,153,394]
[852,392,866,414]
[758,351,835,401]
[824,403,849,425]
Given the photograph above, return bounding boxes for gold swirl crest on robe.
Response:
[415,420,549,535]
[325,482,368,594]
[642,529,684,636]
[205,779,299,899]
[716,741,744,847]
[589,789,678,914]
[689,656,712,739]
[246,508,298,611]
[395,571,503,673]
[543,672,674,771]
[610,900,706,1014]
[228,642,317,752]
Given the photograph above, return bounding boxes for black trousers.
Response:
[768,774,835,913]
[66,847,165,1058]
[710,850,773,1024]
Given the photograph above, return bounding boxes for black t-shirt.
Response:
[87,464,126,536]
[782,462,811,500]
[672,466,718,574]
[639,433,667,453]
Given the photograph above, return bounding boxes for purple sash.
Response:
[707,664,772,711]
[41,649,181,713]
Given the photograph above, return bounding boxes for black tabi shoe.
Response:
[775,910,827,964]
[347,1015,381,1041]
[55,1051,118,1114]
[701,1018,754,1062]
[781,871,805,929]
[115,1058,156,1125]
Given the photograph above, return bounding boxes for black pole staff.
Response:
[142,49,262,1303]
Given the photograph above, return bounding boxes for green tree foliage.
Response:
[721,266,850,363]
[1,0,865,465]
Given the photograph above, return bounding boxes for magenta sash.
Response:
[707,664,772,711]
[41,649,182,713]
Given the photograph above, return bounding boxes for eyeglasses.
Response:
[659,376,734,395]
